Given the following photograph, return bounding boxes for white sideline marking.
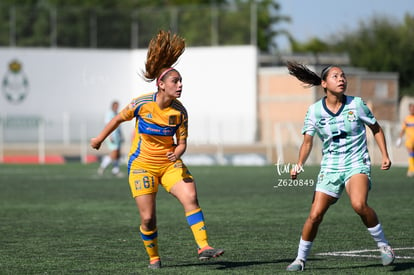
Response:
[316,247,414,259]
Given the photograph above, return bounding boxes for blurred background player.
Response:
[90,30,224,269]
[98,100,124,176]
[396,103,414,177]
[286,62,395,271]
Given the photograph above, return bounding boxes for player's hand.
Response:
[166,151,177,162]
[395,137,402,147]
[381,158,391,170]
[90,137,102,150]
[290,164,302,179]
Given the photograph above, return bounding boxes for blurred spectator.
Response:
[98,100,124,177]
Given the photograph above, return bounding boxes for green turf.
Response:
[0,163,413,274]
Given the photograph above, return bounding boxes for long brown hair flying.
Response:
[142,30,185,83]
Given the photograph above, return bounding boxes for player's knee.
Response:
[187,189,198,202]
[140,216,156,229]
[182,183,198,203]
[351,201,368,215]
[307,213,324,225]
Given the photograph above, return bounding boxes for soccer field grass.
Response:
[0,163,413,274]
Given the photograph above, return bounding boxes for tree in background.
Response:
[0,0,291,53]
[3,1,411,96]
[290,14,414,97]
[288,36,329,55]
[329,14,414,97]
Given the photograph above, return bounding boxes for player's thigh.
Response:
[345,173,370,206]
[134,193,158,231]
[405,139,414,152]
[160,161,194,193]
[308,191,337,220]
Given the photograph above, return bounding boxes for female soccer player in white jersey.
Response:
[285,62,395,271]
[90,30,223,269]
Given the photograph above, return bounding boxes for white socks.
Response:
[294,224,388,262]
[297,238,313,261]
[100,155,112,169]
[111,164,120,175]
[368,223,388,247]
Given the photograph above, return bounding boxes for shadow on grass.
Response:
[167,258,294,269]
[391,261,414,272]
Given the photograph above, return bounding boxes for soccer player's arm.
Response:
[358,97,391,170]
[291,134,313,179]
[367,122,391,170]
[167,139,187,162]
[91,103,134,150]
[400,120,407,137]
[167,114,188,162]
[396,120,406,147]
[292,108,315,179]
[91,113,127,150]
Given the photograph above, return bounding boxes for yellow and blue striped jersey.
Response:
[120,92,188,166]
[402,114,414,141]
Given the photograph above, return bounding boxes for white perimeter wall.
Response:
[0,46,257,144]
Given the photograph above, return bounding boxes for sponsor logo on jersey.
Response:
[132,169,148,174]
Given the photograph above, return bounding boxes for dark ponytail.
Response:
[286,61,322,88]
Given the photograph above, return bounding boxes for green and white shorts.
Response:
[315,165,371,198]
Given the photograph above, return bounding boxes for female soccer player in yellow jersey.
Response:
[90,30,224,269]
[396,103,414,177]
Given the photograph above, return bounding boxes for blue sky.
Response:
[275,0,414,51]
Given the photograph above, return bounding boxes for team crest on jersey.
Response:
[347,111,356,122]
[169,115,179,125]
[2,59,29,104]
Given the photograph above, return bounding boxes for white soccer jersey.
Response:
[302,95,376,171]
